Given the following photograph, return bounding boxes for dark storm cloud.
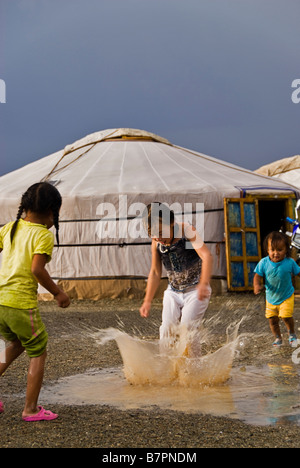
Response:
[1,0,300,176]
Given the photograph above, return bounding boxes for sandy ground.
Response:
[1,293,300,449]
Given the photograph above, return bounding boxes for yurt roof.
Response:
[255,155,300,189]
[0,128,298,222]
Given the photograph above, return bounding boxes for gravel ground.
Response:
[1,293,300,449]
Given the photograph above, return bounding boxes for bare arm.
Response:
[139,240,162,318]
[253,273,264,295]
[194,243,213,300]
[31,254,70,308]
[185,224,213,300]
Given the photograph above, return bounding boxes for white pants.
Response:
[159,285,211,356]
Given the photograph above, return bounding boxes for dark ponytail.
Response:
[53,209,60,246]
[10,203,25,243]
[11,182,62,245]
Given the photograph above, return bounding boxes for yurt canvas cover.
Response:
[256,155,300,187]
[0,128,298,298]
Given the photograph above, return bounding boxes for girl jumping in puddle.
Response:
[139,202,213,357]
[0,182,70,421]
[253,231,300,348]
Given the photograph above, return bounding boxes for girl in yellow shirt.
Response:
[0,182,70,421]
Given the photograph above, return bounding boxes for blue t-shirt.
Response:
[254,256,300,305]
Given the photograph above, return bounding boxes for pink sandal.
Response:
[22,406,58,422]
[0,401,4,413]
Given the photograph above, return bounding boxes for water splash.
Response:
[39,316,300,426]
[92,318,244,387]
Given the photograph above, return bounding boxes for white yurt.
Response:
[0,128,298,297]
[256,155,300,187]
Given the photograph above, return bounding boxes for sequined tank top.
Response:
[157,237,202,292]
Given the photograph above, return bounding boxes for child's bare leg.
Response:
[22,350,47,417]
[0,339,25,376]
[282,317,295,334]
[268,316,281,339]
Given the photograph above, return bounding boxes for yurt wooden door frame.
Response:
[224,195,296,291]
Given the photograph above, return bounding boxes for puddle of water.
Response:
[40,322,300,426]
[41,363,300,426]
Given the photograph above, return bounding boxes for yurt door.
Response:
[224,198,262,291]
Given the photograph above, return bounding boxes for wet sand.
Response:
[1,293,300,448]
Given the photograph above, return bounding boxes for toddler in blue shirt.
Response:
[253,231,300,347]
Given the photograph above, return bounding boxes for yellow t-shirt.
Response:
[0,219,54,309]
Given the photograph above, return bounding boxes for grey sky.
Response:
[1,0,300,176]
